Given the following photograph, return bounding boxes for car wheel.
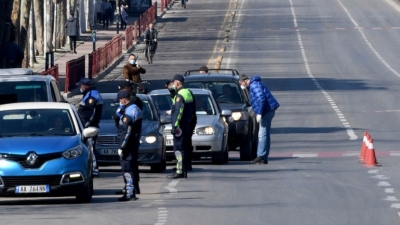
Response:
[150,158,166,173]
[76,175,93,203]
[240,122,253,161]
[212,139,228,165]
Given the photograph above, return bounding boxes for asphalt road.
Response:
[4,0,400,224]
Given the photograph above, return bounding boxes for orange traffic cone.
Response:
[364,138,378,167]
[359,132,368,161]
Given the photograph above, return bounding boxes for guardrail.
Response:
[41,64,59,81]
[139,2,157,35]
[65,56,85,92]
[161,0,174,12]
[89,34,123,78]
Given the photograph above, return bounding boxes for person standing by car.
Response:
[123,54,147,85]
[118,80,144,110]
[116,90,142,201]
[77,78,104,176]
[143,23,158,63]
[239,74,279,164]
[168,74,196,179]
[65,12,79,54]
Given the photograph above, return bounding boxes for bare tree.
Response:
[33,0,44,55]
[11,0,21,44]
[20,0,32,68]
[45,0,54,53]
[60,0,66,46]
[0,0,14,68]
[29,0,36,67]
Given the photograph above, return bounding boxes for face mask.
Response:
[129,60,136,65]
[168,88,176,96]
[120,101,125,106]
[240,85,246,90]
[80,88,84,93]
[171,85,176,90]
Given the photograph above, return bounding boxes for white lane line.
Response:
[289,0,357,140]
[391,203,400,209]
[368,169,379,174]
[292,153,318,158]
[337,0,400,78]
[164,180,180,194]
[225,0,245,68]
[370,174,390,179]
[378,181,391,186]
[385,188,395,193]
[384,196,399,201]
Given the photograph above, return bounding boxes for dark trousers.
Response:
[97,12,102,23]
[69,36,77,51]
[120,152,137,190]
[181,0,186,6]
[173,125,191,173]
[120,15,127,29]
[102,14,109,29]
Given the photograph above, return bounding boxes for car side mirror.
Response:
[160,115,171,125]
[83,127,99,138]
[221,109,232,116]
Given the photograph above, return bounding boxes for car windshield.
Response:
[0,81,48,104]
[0,109,76,137]
[101,98,156,121]
[184,81,245,104]
[152,94,217,115]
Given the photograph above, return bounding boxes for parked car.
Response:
[95,93,166,172]
[149,88,232,164]
[0,102,98,203]
[182,70,258,161]
[0,68,64,104]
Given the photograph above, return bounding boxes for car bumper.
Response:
[165,134,223,157]
[96,143,163,165]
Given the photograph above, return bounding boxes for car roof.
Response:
[0,68,34,75]
[0,102,72,111]
[149,88,212,95]
[0,75,54,82]
[100,93,151,100]
[183,74,240,82]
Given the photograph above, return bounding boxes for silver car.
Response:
[149,89,232,164]
[95,93,166,172]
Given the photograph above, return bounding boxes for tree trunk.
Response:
[53,3,58,49]
[29,0,36,67]
[11,0,21,44]
[45,0,54,53]
[0,0,14,68]
[20,0,32,68]
[60,0,66,46]
[33,0,44,56]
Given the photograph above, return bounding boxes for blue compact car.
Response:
[0,102,99,203]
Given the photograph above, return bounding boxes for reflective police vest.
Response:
[171,88,195,128]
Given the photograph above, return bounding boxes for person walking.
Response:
[101,0,112,29]
[115,90,142,201]
[65,12,79,54]
[120,0,129,29]
[239,74,279,164]
[167,74,196,179]
[76,78,104,176]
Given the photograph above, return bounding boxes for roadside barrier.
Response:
[359,132,379,167]
[41,64,59,81]
[89,34,123,78]
[125,21,139,50]
[65,56,85,92]
[139,2,157,35]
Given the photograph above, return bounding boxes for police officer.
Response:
[115,90,142,201]
[77,78,103,177]
[165,80,196,172]
[167,74,196,179]
[114,80,143,195]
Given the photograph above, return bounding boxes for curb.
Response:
[65,1,175,100]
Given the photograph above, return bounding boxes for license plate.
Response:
[166,139,173,146]
[100,149,118,155]
[16,185,50,193]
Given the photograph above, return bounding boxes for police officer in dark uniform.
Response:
[165,80,196,172]
[114,81,143,195]
[167,74,196,179]
[77,78,103,177]
[115,90,142,201]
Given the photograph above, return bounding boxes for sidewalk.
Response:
[32,0,168,98]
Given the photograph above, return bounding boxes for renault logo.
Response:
[26,152,38,166]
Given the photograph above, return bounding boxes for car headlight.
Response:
[145,135,157,144]
[196,126,214,135]
[62,146,83,159]
[231,112,247,121]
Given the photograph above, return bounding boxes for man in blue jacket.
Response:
[239,74,279,164]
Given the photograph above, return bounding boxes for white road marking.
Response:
[225,0,245,69]
[337,0,400,78]
[368,169,379,174]
[164,180,180,194]
[292,153,318,158]
[385,188,395,193]
[370,175,390,179]
[289,0,357,140]
[378,181,391,187]
[391,203,400,209]
[384,196,399,201]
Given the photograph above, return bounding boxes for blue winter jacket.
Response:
[249,76,280,115]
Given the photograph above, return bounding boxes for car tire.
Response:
[150,158,166,173]
[240,122,253,161]
[212,139,228,165]
[76,175,93,203]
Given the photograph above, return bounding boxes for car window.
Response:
[185,81,245,104]
[51,80,61,102]
[0,81,48,104]
[101,99,155,121]
[152,94,216,115]
[0,109,77,137]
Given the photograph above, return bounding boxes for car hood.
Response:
[218,102,247,111]
[0,135,81,155]
[164,115,217,129]
[99,120,160,136]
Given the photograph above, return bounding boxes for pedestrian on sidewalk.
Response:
[101,0,112,29]
[109,0,116,24]
[181,0,186,8]
[96,0,103,24]
[65,12,79,54]
[120,0,129,29]
[239,74,280,165]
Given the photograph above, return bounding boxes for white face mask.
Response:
[129,60,136,65]
[120,101,125,106]
[80,88,84,93]
[240,85,246,90]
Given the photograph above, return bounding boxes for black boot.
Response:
[167,172,185,179]
[135,183,140,195]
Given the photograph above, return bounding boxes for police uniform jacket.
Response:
[78,88,103,128]
[118,103,143,158]
[171,87,195,129]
